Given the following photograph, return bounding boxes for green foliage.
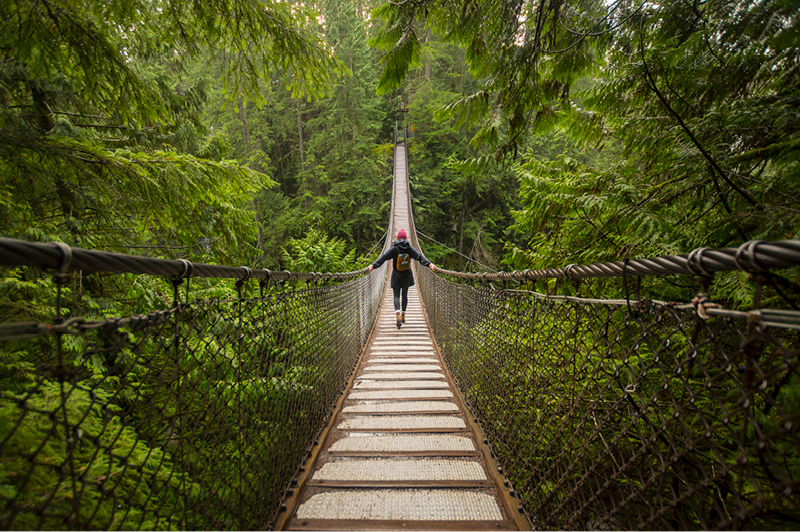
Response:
[0,382,190,530]
[405,93,522,270]
[499,0,799,304]
[282,229,362,272]
[373,0,799,286]
[372,0,607,157]
[371,30,526,271]
[0,0,348,267]
[0,0,344,114]
[0,133,272,260]
[192,0,394,267]
[371,2,423,96]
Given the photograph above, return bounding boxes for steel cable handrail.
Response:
[432,240,800,280]
[0,237,369,280]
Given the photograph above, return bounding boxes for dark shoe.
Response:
[396,318,402,328]
[401,314,406,323]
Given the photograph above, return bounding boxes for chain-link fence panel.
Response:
[417,267,800,530]
[0,269,380,530]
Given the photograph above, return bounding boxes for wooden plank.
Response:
[325,450,481,457]
[307,480,494,489]
[287,519,518,531]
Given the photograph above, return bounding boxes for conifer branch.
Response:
[638,15,757,209]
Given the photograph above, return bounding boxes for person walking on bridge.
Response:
[368,229,436,328]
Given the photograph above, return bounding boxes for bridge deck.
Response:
[278,142,526,530]
[281,286,523,530]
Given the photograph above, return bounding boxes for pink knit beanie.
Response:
[397,229,407,239]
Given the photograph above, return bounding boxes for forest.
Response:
[0,1,798,529]
[1,0,796,282]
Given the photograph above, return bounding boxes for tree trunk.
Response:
[30,82,55,132]
[352,107,357,143]
[296,98,306,174]
[424,28,432,82]
[253,197,264,257]
[296,98,308,229]
[242,102,250,158]
[457,178,467,270]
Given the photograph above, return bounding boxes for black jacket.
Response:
[371,239,431,289]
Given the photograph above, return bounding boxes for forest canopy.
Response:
[0,0,798,284]
[0,0,345,265]
[372,0,799,273]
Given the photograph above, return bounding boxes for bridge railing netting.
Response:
[0,239,384,530]
[416,261,800,530]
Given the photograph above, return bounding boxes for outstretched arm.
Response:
[369,247,395,271]
[409,246,432,268]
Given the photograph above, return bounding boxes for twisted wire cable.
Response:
[1,237,798,282]
[0,238,367,280]
[434,240,800,280]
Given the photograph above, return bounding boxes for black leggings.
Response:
[393,286,409,312]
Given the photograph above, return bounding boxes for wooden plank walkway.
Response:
[276,142,528,531]
[280,287,525,530]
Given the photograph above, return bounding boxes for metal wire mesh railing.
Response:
[0,238,384,530]
[416,260,800,530]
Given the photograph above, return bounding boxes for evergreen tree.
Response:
[207,0,395,268]
[505,0,800,300]
[300,0,391,251]
[372,0,799,292]
[0,0,344,263]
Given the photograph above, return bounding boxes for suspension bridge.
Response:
[1,134,800,530]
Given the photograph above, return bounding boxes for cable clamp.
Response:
[52,242,73,284]
[172,259,193,286]
[236,266,253,289]
[177,259,193,279]
[687,247,712,277]
[564,264,578,279]
[53,242,73,273]
[692,293,720,319]
[734,240,766,272]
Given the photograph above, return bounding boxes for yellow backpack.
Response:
[396,253,411,271]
